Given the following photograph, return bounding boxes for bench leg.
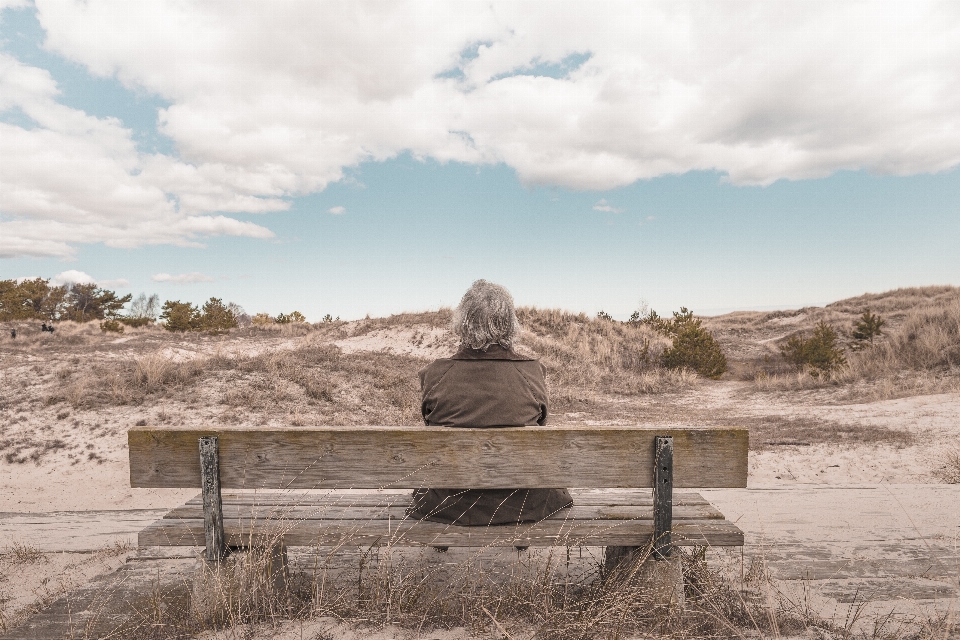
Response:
[603,545,640,575]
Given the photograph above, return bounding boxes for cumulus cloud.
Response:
[50,270,96,286]
[592,199,622,213]
[0,52,277,258]
[152,272,215,283]
[327,206,346,215]
[48,270,129,287]
[3,1,960,257]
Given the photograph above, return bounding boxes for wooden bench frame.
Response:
[129,426,748,568]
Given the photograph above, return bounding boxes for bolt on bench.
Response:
[129,426,747,571]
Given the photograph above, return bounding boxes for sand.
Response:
[2,321,959,636]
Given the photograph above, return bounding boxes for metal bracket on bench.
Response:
[199,436,226,562]
[653,435,673,560]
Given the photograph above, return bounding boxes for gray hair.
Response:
[452,280,521,351]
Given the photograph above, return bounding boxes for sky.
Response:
[2,1,960,320]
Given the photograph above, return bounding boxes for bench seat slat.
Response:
[129,426,748,489]
[181,490,712,508]
[164,502,726,521]
[138,517,744,548]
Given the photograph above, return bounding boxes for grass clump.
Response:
[932,447,960,483]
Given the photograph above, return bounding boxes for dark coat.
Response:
[406,345,573,526]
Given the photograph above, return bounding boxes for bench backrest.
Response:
[130,426,747,490]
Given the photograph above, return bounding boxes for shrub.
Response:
[851,308,885,349]
[276,311,306,324]
[160,300,201,332]
[252,312,274,326]
[321,314,340,323]
[100,319,124,333]
[199,297,238,333]
[780,320,847,372]
[119,316,152,328]
[596,310,613,321]
[646,307,728,379]
[660,317,728,379]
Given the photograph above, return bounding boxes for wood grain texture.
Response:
[138,517,744,548]
[199,436,225,562]
[129,426,748,489]
[653,436,673,559]
[181,490,714,507]
[163,502,726,521]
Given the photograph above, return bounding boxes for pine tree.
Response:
[852,308,885,348]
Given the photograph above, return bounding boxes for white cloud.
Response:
[50,270,96,286]
[1,1,959,258]
[152,272,215,283]
[48,270,130,288]
[592,199,622,213]
[327,205,346,215]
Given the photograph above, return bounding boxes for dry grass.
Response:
[0,541,45,565]
[932,447,960,484]
[67,539,955,640]
[517,307,690,401]
[743,294,960,400]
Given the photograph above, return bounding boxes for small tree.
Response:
[780,320,846,373]
[852,308,885,348]
[199,297,238,333]
[655,307,728,379]
[160,300,200,332]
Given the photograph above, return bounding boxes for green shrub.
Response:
[100,319,124,333]
[851,308,885,349]
[160,300,200,332]
[199,297,238,333]
[780,320,847,372]
[119,316,152,328]
[652,307,728,379]
[276,310,306,324]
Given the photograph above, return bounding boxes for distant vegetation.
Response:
[0,277,311,335]
[0,278,130,323]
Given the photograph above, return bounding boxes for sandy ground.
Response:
[2,322,959,637]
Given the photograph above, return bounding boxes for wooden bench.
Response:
[128,426,747,569]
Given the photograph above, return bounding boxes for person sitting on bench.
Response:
[407,279,574,526]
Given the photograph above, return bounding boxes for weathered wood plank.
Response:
[129,426,748,489]
[653,435,673,559]
[138,517,744,548]
[199,436,226,562]
[163,502,727,521]
[182,490,713,508]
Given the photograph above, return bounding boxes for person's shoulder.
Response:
[511,358,546,378]
[419,358,457,382]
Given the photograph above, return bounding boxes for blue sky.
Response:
[2,2,960,320]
